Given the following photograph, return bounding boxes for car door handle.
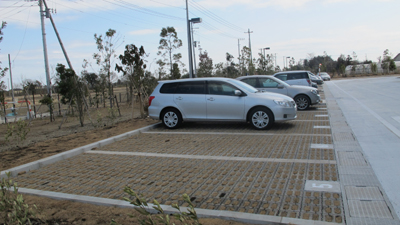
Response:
[176,97,183,100]
[207,97,215,101]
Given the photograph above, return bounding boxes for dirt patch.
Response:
[20,194,246,225]
[0,113,156,171]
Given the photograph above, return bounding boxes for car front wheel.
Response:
[294,95,310,110]
[162,108,182,129]
[249,107,274,130]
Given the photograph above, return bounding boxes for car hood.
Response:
[290,85,318,91]
[252,91,294,101]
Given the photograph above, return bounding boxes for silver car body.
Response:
[309,74,324,85]
[148,78,297,127]
[273,70,314,87]
[236,75,321,106]
[318,72,331,81]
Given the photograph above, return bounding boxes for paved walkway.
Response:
[325,76,400,225]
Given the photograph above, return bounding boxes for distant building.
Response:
[345,61,400,75]
[394,53,400,61]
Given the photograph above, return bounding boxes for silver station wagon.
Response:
[148,77,297,130]
[236,75,321,110]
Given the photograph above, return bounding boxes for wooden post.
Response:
[58,93,61,116]
[114,95,121,117]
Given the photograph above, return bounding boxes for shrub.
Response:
[4,120,30,145]
[106,107,118,126]
[0,172,38,225]
[111,187,201,225]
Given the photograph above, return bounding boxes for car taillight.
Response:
[149,96,155,106]
[307,79,311,84]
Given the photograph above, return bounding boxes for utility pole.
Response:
[8,54,14,103]
[39,0,53,121]
[8,54,15,116]
[237,38,244,75]
[185,0,193,78]
[244,29,253,63]
[244,29,253,75]
[42,0,73,71]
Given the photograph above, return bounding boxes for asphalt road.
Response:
[325,76,400,218]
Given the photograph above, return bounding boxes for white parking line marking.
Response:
[393,116,400,124]
[314,126,331,129]
[88,151,336,164]
[143,131,331,137]
[311,144,334,149]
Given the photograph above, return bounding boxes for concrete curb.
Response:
[18,187,338,225]
[0,123,161,179]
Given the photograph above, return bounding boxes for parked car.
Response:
[273,70,314,87]
[309,74,324,85]
[148,77,297,130]
[236,75,321,110]
[318,72,331,81]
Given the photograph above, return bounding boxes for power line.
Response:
[46,1,157,30]
[57,0,164,28]
[0,1,30,15]
[147,0,186,10]
[188,0,245,32]
[13,4,32,62]
[1,4,34,19]
[102,0,185,21]
[188,10,239,40]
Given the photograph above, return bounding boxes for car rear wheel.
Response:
[162,108,182,129]
[249,107,274,130]
[294,95,310,110]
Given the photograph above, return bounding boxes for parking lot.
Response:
[7,82,400,225]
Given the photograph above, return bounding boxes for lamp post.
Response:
[286,56,290,70]
[190,17,202,78]
[263,47,270,72]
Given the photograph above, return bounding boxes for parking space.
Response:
[12,86,347,224]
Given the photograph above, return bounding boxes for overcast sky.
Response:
[0,0,399,88]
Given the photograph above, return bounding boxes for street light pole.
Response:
[191,27,197,78]
[263,47,270,72]
[185,0,193,78]
[286,56,290,70]
[189,18,201,78]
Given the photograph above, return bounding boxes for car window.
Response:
[275,74,287,81]
[288,73,301,80]
[175,81,205,94]
[240,78,257,87]
[228,79,258,93]
[160,82,178,93]
[259,78,279,88]
[207,81,238,96]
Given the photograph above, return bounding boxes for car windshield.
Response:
[228,79,259,93]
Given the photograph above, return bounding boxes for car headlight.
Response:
[311,89,319,95]
[274,100,291,107]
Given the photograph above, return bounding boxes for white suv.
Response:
[148,77,297,130]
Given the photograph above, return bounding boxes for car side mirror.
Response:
[234,90,242,96]
[277,84,284,89]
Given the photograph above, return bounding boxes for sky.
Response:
[0,0,399,89]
